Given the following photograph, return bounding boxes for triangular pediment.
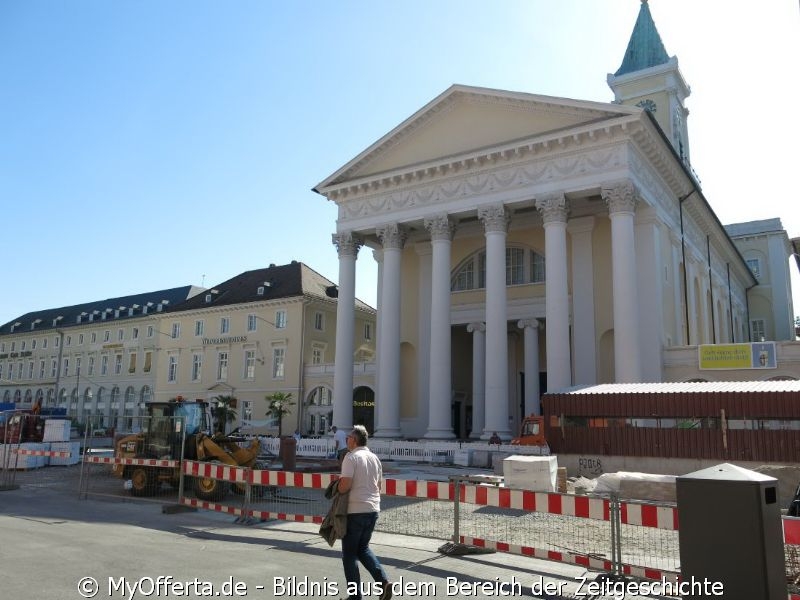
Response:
[316,84,637,191]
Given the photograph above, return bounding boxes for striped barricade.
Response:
[178,459,250,516]
[84,455,178,468]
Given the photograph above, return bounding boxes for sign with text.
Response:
[698,342,777,370]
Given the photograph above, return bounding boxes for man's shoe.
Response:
[379,581,393,600]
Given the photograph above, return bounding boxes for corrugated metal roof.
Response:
[556,380,800,395]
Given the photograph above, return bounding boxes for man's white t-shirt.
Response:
[340,446,382,514]
[333,428,348,451]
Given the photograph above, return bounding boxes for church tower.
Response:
[607,0,692,164]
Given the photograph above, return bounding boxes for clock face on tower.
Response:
[636,98,657,112]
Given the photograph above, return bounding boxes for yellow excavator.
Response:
[112,397,261,500]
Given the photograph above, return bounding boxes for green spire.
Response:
[614,0,670,76]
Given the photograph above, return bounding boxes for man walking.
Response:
[332,425,348,463]
[337,425,392,600]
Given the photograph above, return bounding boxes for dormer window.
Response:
[257,286,264,296]
[205,294,213,303]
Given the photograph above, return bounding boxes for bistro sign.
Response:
[202,336,248,345]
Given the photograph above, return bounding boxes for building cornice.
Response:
[322,115,642,205]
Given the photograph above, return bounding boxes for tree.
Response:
[211,395,238,435]
[265,391,295,438]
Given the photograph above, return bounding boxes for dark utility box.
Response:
[676,463,786,600]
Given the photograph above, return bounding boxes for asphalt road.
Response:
[0,483,679,600]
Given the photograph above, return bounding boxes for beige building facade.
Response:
[0,263,377,437]
[0,286,202,430]
[151,262,376,436]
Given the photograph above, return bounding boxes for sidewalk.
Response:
[0,484,673,600]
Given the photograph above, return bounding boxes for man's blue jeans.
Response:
[342,512,388,599]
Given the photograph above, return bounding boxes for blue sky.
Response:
[1,1,798,324]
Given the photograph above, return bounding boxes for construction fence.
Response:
[1,410,799,594]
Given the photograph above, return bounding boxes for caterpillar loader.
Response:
[112,397,261,500]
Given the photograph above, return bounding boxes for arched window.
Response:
[451,246,546,291]
[140,385,152,404]
[307,386,332,406]
[3,390,11,402]
[13,389,21,404]
[24,389,33,404]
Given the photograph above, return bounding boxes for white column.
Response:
[686,259,699,345]
[602,181,642,383]
[467,322,485,439]
[332,232,362,430]
[635,206,663,382]
[670,237,685,345]
[517,319,541,416]
[477,205,511,440]
[374,223,407,438]
[424,215,456,439]
[415,243,432,438]
[567,216,596,385]
[372,249,384,429]
[535,193,571,391]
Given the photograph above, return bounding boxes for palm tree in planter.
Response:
[211,395,238,435]
[265,391,294,438]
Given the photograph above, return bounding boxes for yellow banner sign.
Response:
[698,343,777,370]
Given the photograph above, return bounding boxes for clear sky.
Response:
[2,0,798,326]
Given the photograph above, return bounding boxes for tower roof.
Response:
[614,0,670,76]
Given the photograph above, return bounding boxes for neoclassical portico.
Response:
[326,179,646,438]
[315,81,753,439]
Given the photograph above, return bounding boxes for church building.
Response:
[314,2,790,440]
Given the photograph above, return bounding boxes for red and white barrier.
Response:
[13,449,71,459]
[182,460,248,484]
[85,456,178,468]
[382,478,452,500]
[459,535,615,572]
[174,463,800,589]
[620,501,679,531]
[180,497,246,517]
[250,469,337,489]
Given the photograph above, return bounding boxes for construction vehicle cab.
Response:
[0,410,45,444]
[510,414,548,449]
[113,397,260,499]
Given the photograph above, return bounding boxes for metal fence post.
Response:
[609,492,623,577]
[453,476,461,543]
[177,416,187,502]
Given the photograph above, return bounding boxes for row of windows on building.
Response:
[0,341,340,386]
[1,311,372,353]
[0,352,154,382]
[2,384,152,408]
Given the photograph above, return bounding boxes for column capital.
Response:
[424,214,456,241]
[602,180,639,214]
[376,223,408,250]
[466,322,485,334]
[372,248,383,263]
[535,192,569,225]
[332,232,363,258]
[477,204,510,233]
[517,318,541,330]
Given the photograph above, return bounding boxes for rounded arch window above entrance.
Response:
[451,245,546,292]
